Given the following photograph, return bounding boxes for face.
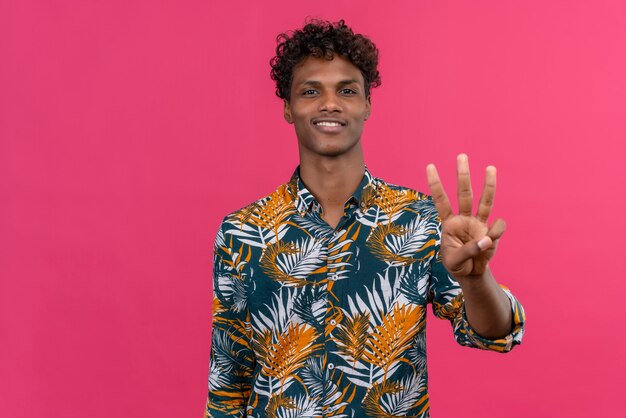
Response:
[284,55,371,159]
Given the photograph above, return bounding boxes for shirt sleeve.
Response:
[427,235,526,353]
[205,220,255,418]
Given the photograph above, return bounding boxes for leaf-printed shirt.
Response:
[206,167,525,418]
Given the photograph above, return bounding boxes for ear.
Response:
[283,100,293,124]
[364,95,372,120]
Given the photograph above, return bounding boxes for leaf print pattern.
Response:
[334,311,371,365]
[362,304,425,375]
[367,216,437,267]
[260,238,328,287]
[247,187,298,235]
[262,323,322,384]
[206,167,525,418]
[362,380,403,417]
[368,223,416,266]
[292,288,327,333]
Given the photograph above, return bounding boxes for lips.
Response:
[312,117,347,133]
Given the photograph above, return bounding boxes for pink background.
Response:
[2,1,625,417]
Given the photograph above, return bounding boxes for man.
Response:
[205,19,524,418]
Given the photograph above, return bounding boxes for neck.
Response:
[298,150,365,210]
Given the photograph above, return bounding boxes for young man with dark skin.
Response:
[206,19,524,418]
[285,54,513,339]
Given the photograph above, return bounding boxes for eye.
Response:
[339,88,357,95]
[302,89,318,96]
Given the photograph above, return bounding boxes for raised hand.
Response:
[426,154,506,280]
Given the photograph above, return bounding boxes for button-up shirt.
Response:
[205,167,525,418]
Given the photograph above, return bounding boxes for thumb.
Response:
[477,236,493,251]
[445,236,493,273]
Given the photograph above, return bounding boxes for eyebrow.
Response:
[298,79,361,87]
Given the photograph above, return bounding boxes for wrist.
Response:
[454,267,493,289]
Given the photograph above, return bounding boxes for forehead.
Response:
[291,55,365,86]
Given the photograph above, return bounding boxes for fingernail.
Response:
[477,237,492,250]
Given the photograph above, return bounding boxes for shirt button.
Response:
[330,319,337,326]
[328,362,335,370]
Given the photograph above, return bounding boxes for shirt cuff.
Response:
[458,285,526,353]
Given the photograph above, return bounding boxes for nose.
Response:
[318,92,342,113]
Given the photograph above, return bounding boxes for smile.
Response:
[314,121,343,127]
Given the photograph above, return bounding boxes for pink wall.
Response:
[2,1,625,417]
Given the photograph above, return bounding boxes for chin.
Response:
[317,138,361,154]
[316,144,357,158]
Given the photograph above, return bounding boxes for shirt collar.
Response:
[287,166,379,215]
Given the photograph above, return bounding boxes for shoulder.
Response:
[373,176,439,219]
[218,178,297,232]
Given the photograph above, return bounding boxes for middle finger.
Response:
[457,154,473,216]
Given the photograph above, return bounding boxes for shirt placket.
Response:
[320,200,358,417]
[320,232,335,418]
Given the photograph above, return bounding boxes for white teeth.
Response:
[315,121,342,126]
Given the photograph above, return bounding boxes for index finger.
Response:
[426,163,454,221]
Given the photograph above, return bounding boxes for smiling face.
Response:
[284,55,371,160]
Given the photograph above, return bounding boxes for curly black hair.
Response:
[270,19,381,101]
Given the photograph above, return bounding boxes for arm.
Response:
[457,267,512,339]
[428,223,525,352]
[205,221,255,418]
